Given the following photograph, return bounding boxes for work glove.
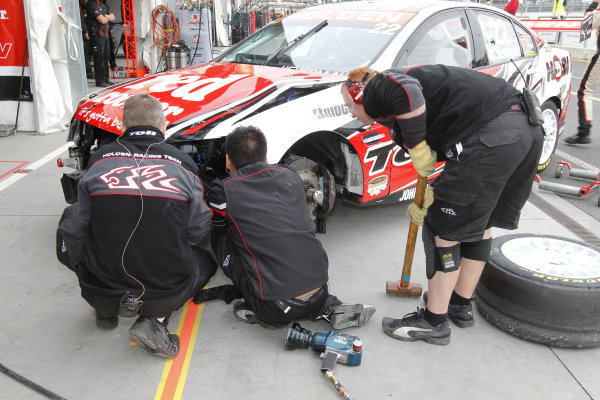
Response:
[406,186,434,226]
[407,141,437,177]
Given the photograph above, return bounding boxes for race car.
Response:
[60,0,571,232]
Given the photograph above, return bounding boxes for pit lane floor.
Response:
[1,130,599,400]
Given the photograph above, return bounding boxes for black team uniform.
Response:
[59,127,216,325]
[367,65,544,343]
[363,65,543,243]
[85,0,111,86]
[208,162,337,327]
[207,161,374,329]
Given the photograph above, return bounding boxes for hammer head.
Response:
[386,281,423,297]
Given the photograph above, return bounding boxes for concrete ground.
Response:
[1,129,599,400]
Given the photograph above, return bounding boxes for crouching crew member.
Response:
[341,65,543,345]
[201,126,375,330]
[57,94,216,358]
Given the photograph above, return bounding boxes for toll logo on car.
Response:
[363,141,395,176]
[313,104,350,119]
[367,175,388,195]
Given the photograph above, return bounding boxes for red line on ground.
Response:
[160,301,199,400]
[0,161,29,180]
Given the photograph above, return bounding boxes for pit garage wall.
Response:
[105,0,232,74]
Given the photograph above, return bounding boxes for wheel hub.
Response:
[501,237,600,279]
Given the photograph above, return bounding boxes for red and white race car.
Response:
[61,0,571,231]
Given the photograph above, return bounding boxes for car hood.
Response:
[74,63,345,139]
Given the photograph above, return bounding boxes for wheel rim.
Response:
[501,237,600,279]
[539,108,558,165]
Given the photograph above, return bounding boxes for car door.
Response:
[466,8,535,84]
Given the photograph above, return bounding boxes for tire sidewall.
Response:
[475,233,600,348]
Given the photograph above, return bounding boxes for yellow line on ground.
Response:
[173,303,204,399]
[570,91,600,101]
[154,301,190,400]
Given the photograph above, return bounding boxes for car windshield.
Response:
[216,10,415,73]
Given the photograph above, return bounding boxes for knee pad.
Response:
[460,238,492,262]
[434,243,461,274]
[422,223,437,279]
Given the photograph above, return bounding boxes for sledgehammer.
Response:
[386,175,425,297]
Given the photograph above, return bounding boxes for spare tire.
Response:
[475,234,600,348]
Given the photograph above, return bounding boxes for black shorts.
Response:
[425,106,544,242]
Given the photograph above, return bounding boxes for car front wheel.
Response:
[537,100,559,172]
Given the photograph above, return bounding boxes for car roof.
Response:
[299,0,488,13]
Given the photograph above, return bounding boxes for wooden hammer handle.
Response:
[400,175,427,288]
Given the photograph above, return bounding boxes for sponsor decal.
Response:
[127,130,157,137]
[531,273,600,284]
[364,141,395,176]
[313,104,350,119]
[0,1,28,70]
[286,10,413,25]
[123,74,248,102]
[367,175,388,196]
[392,146,411,166]
[546,55,570,82]
[100,165,181,193]
[441,207,457,216]
[0,42,11,59]
[398,187,416,202]
[442,253,455,270]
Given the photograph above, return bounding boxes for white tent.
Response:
[0,0,85,134]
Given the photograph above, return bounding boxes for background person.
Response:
[504,0,519,15]
[566,1,600,145]
[341,65,543,345]
[79,0,93,79]
[85,0,114,87]
[56,94,216,358]
[205,126,375,330]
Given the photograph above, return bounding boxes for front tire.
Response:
[475,234,600,348]
[537,100,559,172]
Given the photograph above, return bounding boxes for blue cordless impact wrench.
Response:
[285,322,362,399]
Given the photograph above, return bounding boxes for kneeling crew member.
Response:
[57,94,216,358]
[341,65,543,345]
[206,126,375,329]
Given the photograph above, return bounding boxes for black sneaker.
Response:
[564,134,591,144]
[128,316,180,358]
[193,285,242,304]
[382,308,450,345]
[322,304,376,330]
[95,311,118,330]
[423,291,474,328]
[232,301,277,330]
